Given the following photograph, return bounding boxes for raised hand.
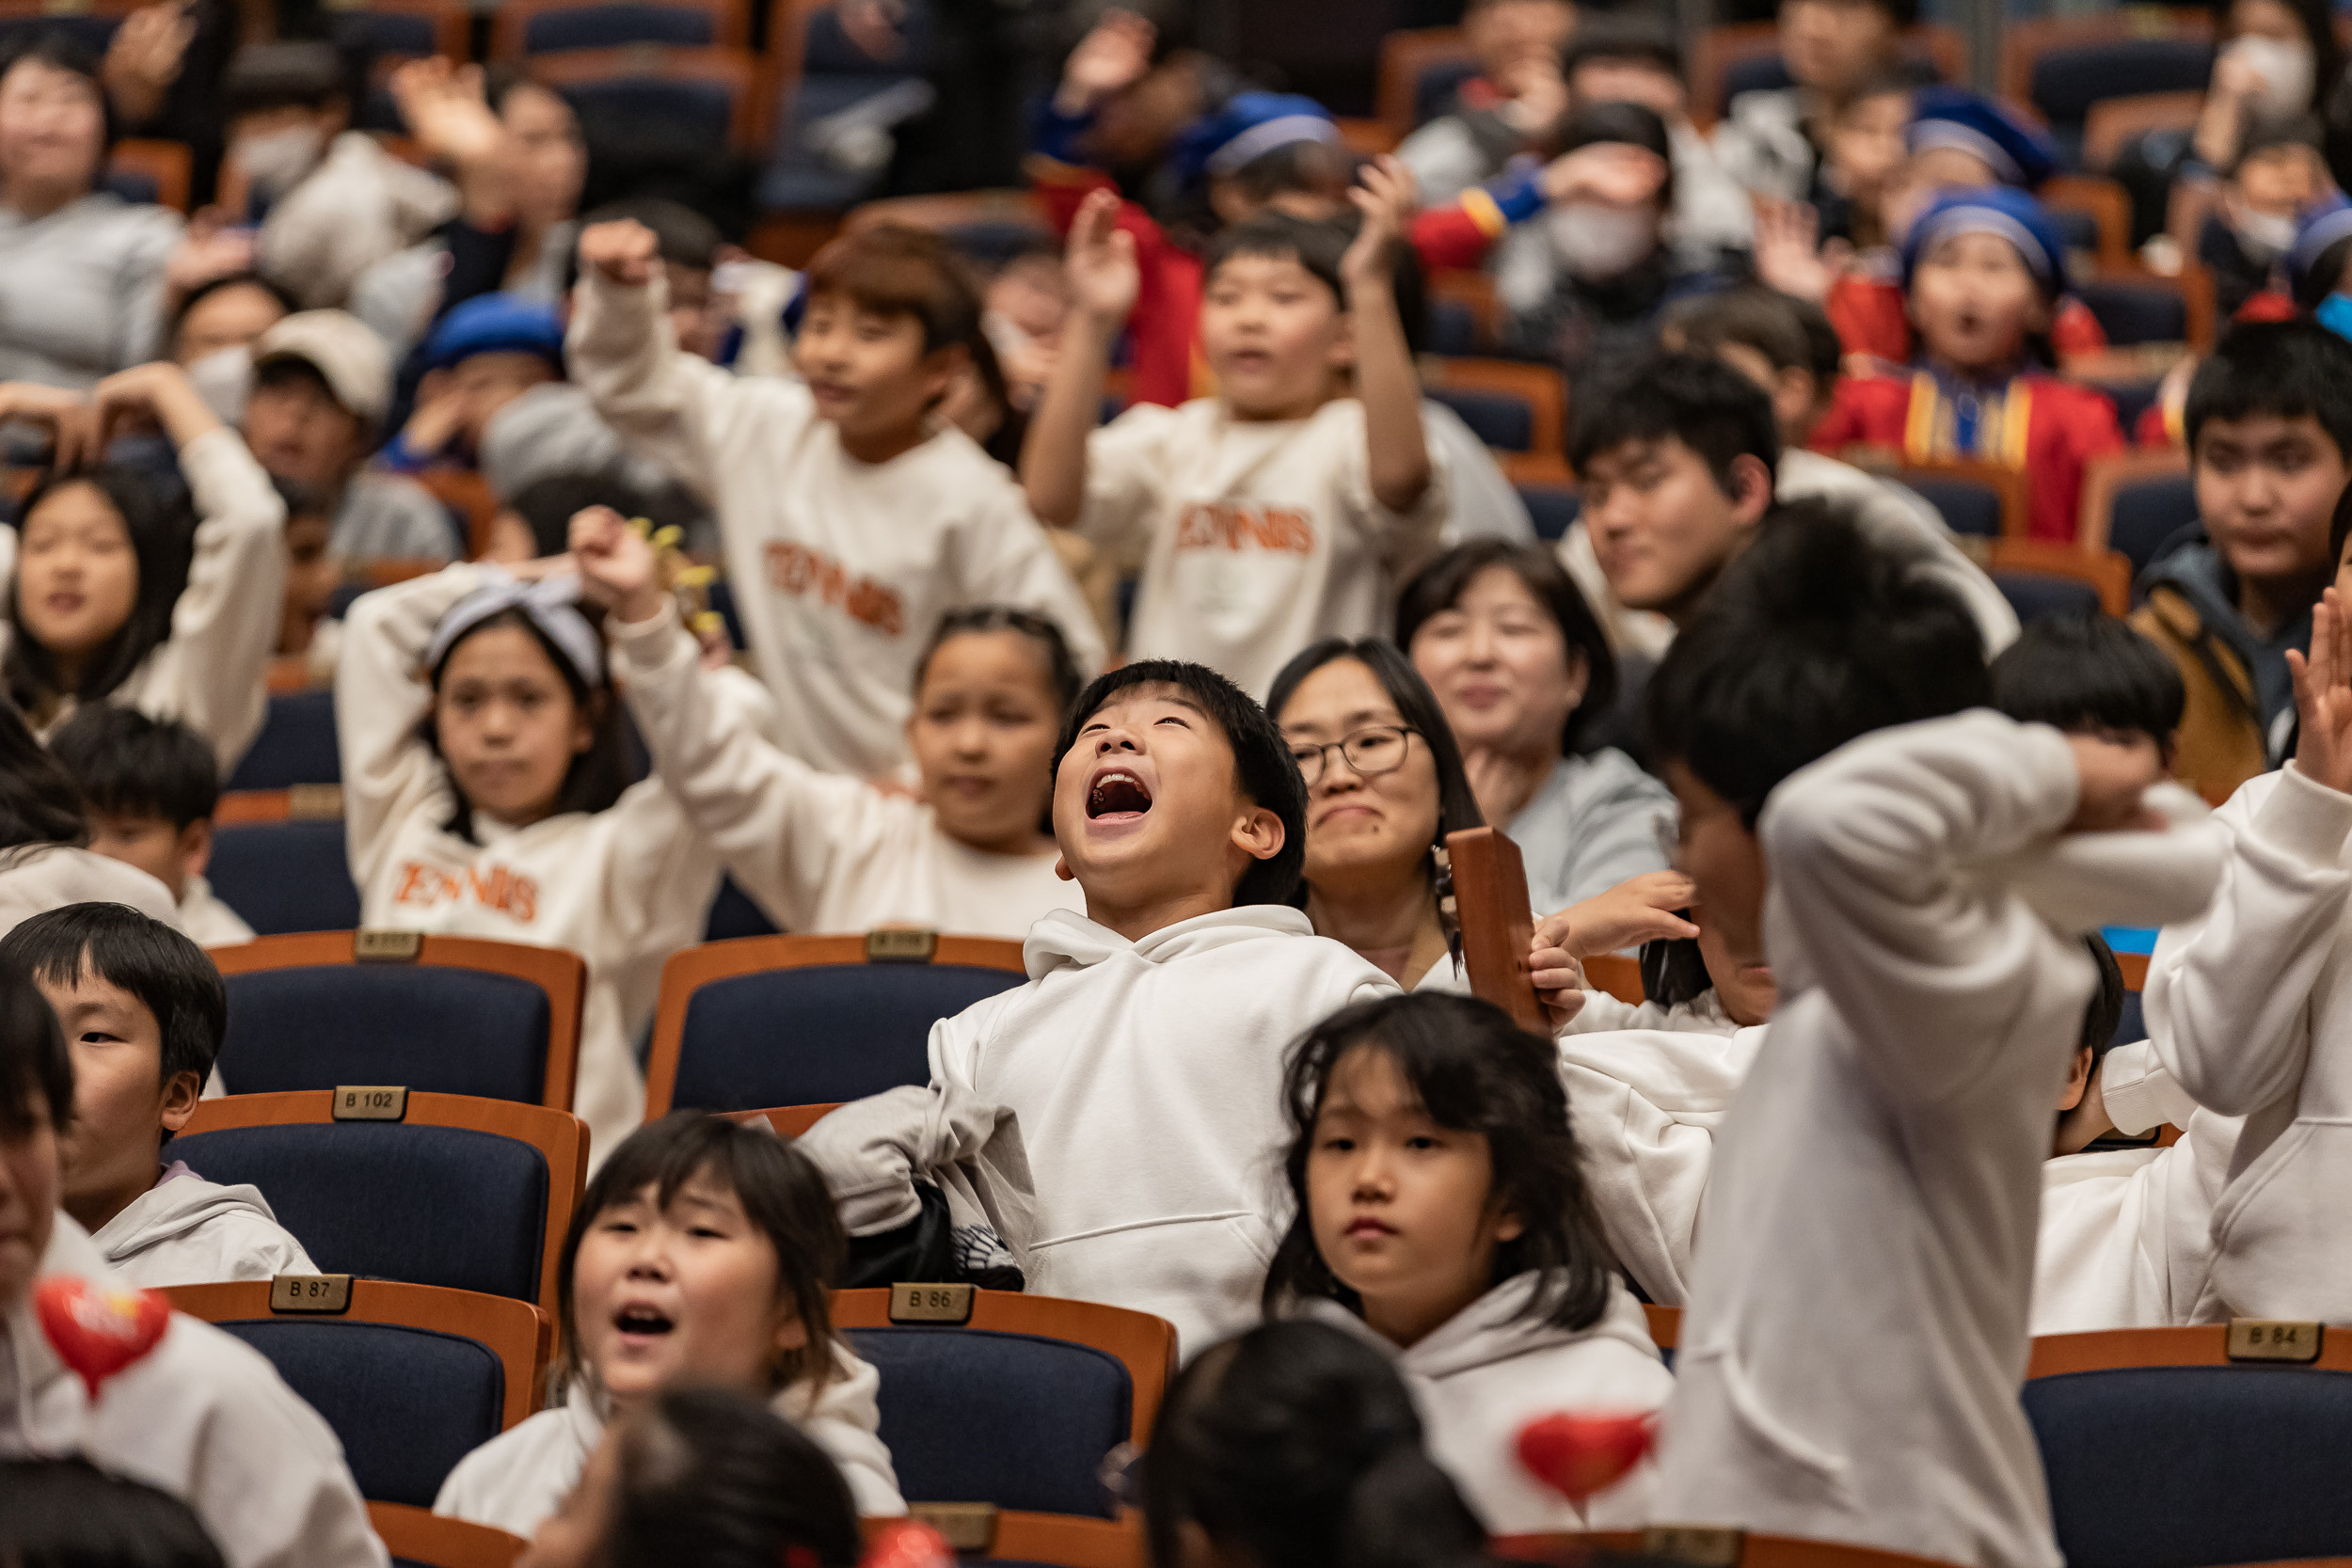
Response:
[1749,198,1845,304]
[1056,8,1155,115]
[91,361,215,450]
[569,505,662,624]
[1063,190,1139,327]
[103,2,194,124]
[2290,585,2352,797]
[389,57,504,171]
[0,383,101,472]
[1541,141,1669,209]
[578,218,661,289]
[1342,155,1417,290]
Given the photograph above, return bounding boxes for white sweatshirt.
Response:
[2144,763,2352,1323]
[1073,398,1450,698]
[434,1354,905,1529]
[180,875,255,946]
[0,428,288,774]
[0,1213,385,1568]
[607,601,1082,938]
[91,1161,317,1288]
[1649,713,2224,1568]
[930,907,1397,1353]
[0,844,180,935]
[1306,1273,1674,1532]
[567,270,1106,780]
[338,564,748,1160]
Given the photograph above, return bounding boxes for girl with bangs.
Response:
[435,1112,904,1533]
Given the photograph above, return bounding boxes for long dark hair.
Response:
[1140,1320,1488,1568]
[1263,992,1616,1335]
[6,468,195,721]
[605,1387,864,1568]
[0,693,86,851]
[424,606,628,843]
[1266,637,1484,899]
[1395,541,1619,754]
[556,1112,849,1398]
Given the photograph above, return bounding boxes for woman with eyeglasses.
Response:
[1398,542,1683,932]
[1267,638,1485,990]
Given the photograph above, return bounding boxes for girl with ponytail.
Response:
[1262,991,1673,1530]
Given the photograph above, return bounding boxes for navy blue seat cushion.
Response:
[2027,1365,2352,1568]
[2109,475,2199,578]
[2075,279,2188,347]
[704,876,780,942]
[1518,483,1580,543]
[2090,377,2163,440]
[216,1319,505,1506]
[2030,40,2214,131]
[560,79,734,147]
[2112,988,2145,1051]
[220,966,551,1103]
[1720,52,1794,112]
[847,1326,1130,1516]
[672,963,1024,1110]
[172,1123,550,1301]
[525,4,716,51]
[334,10,437,55]
[1994,569,2105,625]
[227,691,341,791]
[1906,475,2005,538]
[1412,58,1481,127]
[1427,297,1480,356]
[207,820,364,937]
[1425,385,1534,451]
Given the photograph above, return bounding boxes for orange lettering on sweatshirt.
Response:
[1173,502,1314,556]
[762,542,906,636]
[390,861,541,923]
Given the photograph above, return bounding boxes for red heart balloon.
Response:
[1516,1411,1658,1504]
[859,1519,955,1568]
[33,1275,170,1402]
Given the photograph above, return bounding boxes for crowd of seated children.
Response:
[50,705,251,944]
[2134,319,2352,801]
[1395,0,1576,208]
[2198,115,2328,319]
[0,961,384,1568]
[1395,542,1680,911]
[0,702,177,933]
[435,1111,903,1532]
[1023,174,1442,700]
[575,508,1087,940]
[0,362,285,773]
[1711,0,1932,204]
[381,294,566,481]
[1263,991,1674,1530]
[2,902,306,1286]
[571,214,1105,780]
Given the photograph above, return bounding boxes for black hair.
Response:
[221,40,350,119]
[2080,931,2126,1076]
[2185,319,2352,457]
[564,198,723,300]
[1395,541,1618,754]
[1204,213,1354,307]
[0,30,117,159]
[0,958,70,1139]
[0,905,227,1106]
[558,1112,848,1395]
[1554,101,1676,212]
[1639,929,1710,1009]
[48,706,219,832]
[1140,1320,1488,1568]
[5,468,197,723]
[1569,351,1782,494]
[0,698,86,853]
[1051,659,1308,907]
[167,273,297,353]
[1266,639,1486,902]
[1645,498,1989,826]
[1988,612,2185,744]
[1222,139,1359,211]
[249,356,358,419]
[604,1387,864,1568]
[500,470,705,562]
[2297,233,2352,309]
[425,607,629,842]
[1264,991,1616,1334]
[1666,284,1827,385]
[1561,12,1684,85]
[0,1458,225,1568]
[914,606,1085,717]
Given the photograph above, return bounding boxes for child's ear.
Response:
[178,819,212,883]
[159,1070,202,1134]
[771,1307,810,1355]
[2056,1044,2092,1114]
[1327,308,1358,373]
[1231,803,1285,864]
[920,342,972,409]
[1492,1203,1526,1245]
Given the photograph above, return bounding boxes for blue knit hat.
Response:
[1171,91,1339,186]
[421,293,566,374]
[1901,186,2071,298]
[1906,87,2058,191]
[2291,194,2352,298]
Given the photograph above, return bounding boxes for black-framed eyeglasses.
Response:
[1287,725,1420,785]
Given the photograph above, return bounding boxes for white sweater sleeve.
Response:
[2146,764,2352,1117]
[2098,1037,2201,1137]
[566,270,780,501]
[136,428,289,772]
[607,601,895,933]
[1761,711,2083,1105]
[334,564,488,893]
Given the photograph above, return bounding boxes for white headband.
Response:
[1909,119,2023,185]
[425,569,604,689]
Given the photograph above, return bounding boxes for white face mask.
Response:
[2236,205,2299,261]
[1546,200,1659,281]
[2226,34,2315,119]
[237,124,326,201]
[185,344,253,426]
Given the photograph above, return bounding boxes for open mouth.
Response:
[1088,768,1152,821]
[612,1306,674,1338]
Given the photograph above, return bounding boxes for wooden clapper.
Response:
[1440,826,1548,1031]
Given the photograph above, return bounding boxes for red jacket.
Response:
[1034,161,1207,409]
[1825,273,2109,363]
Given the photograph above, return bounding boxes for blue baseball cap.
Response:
[421,293,566,375]
[1901,185,2071,298]
[1170,91,1339,187]
[1907,87,2058,191]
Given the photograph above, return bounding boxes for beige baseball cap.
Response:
[252,310,392,427]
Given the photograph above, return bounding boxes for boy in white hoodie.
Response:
[48,707,254,947]
[0,903,311,1288]
[928,659,1396,1353]
[1643,500,2223,1568]
[0,960,382,1568]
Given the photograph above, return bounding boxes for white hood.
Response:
[90,1164,316,1289]
[1020,904,1318,979]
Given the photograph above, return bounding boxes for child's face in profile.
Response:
[1051,681,1280,911]
[570,1174,805,1407]
[39,961,198,1229]
[1663,763,1769,970]
[0,1091,59,1308]
[793,291,960,453]
[1910,230,2044,373]
[87,812,203,903]
[2195,413,2349,592]
[1306,1045,1519,1348]
[906,629,1062,857]
[1200,251,1349,421]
